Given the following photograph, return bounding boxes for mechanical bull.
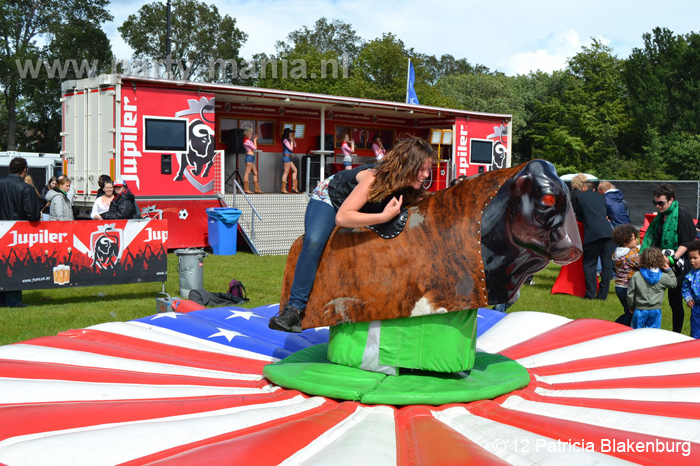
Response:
[280,159,582,329]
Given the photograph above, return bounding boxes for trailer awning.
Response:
[97,75,512,124]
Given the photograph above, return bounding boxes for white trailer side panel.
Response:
[61,76,118,208]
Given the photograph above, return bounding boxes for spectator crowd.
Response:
[0,156,141,307]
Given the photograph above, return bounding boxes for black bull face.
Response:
[481,159,582,304]
[281,159,582,329]
[175,119,215,181]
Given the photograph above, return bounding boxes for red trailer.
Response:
[61,75,512,251]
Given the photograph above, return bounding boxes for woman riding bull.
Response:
[269,137,435,333]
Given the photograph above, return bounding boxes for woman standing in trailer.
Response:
[371,134,386,161]
[281,128,300,194]
[242,128,263,194]
[341,133,355,170]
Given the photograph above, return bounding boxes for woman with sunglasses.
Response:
[641,183,696,333]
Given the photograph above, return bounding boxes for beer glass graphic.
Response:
[52,265,71,285]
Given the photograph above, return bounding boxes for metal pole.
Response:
[166,0,172,79]
[405,58,411,104]
[319,105,326,181]
[306,156,311,195]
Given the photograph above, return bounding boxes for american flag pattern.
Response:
[1,304,699,465]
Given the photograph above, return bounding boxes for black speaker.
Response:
[225,128,246,154]
[316,134,334,151]
[160,154,172,174]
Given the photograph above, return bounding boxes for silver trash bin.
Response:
[174,248,208,299]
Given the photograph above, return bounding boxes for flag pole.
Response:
[405,58,411,104]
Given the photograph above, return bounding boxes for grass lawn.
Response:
[1,252,692,346]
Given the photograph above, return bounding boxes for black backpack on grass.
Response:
[228,279,248,301]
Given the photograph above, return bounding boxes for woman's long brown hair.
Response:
[368,136,435,205]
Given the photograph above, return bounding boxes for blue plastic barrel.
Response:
[206,208,242,255]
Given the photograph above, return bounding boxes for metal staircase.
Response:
[221,192,309,256]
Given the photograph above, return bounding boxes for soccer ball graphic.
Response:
[178,209,189,220]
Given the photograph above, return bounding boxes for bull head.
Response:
[481,160,582,304]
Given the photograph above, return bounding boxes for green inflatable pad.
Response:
[328,310,478,373]
[263,344,530,405]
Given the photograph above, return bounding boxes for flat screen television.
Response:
[470,139,493,164]
[144,118,187,151]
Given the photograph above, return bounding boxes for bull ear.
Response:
[510,173,532,197]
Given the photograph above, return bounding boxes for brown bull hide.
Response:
[280,163,528,329]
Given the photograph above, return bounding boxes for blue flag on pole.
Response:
[406,59,419,105]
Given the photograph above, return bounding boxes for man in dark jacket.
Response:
[598,181,630,228]
[575,181,615,300]
[101,179,141,220]
[0,157,42,307]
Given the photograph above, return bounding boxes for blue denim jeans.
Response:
[288,199,337,310]
[0,290,23,307]
[615,286,629,314]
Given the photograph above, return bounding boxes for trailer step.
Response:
[222,193,309,256]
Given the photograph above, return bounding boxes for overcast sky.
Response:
[105,0,700,76]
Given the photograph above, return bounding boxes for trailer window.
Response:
[470,139,493,165]
[145,118,187,151]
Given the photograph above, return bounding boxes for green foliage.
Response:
[348,33,412,102]
[275,17,363,65]
[20,18,113,152]
[529,40,630,178]
[0,0,112,150]
[644,129,700,180]
[623,27,700,177]
[509,71,568,165]
[255,18,364,95]
[255,43,352,95]
[118,0,247,82]
[418,53,490,85]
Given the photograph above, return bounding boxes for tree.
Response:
[624,27,700,177]
[508,71,569,165]
[347,33,412,102]
[253,17,361,95]
[530,40,629,178]
[255,44,353,96]
[119,0,247,82]
[625,28,692,138]
[420,54,492,85]
[0,0,112,150]
[20,19,113,152]
[275,17,363,65]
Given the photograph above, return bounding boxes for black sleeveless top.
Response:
[327,163,409,239]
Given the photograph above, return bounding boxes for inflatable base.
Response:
[263,343,530,405]
[328,310,478,374]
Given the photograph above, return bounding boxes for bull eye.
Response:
[542,194,556,206]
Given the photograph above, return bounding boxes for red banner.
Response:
[137,199,221,249]
[0,220,167,291]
